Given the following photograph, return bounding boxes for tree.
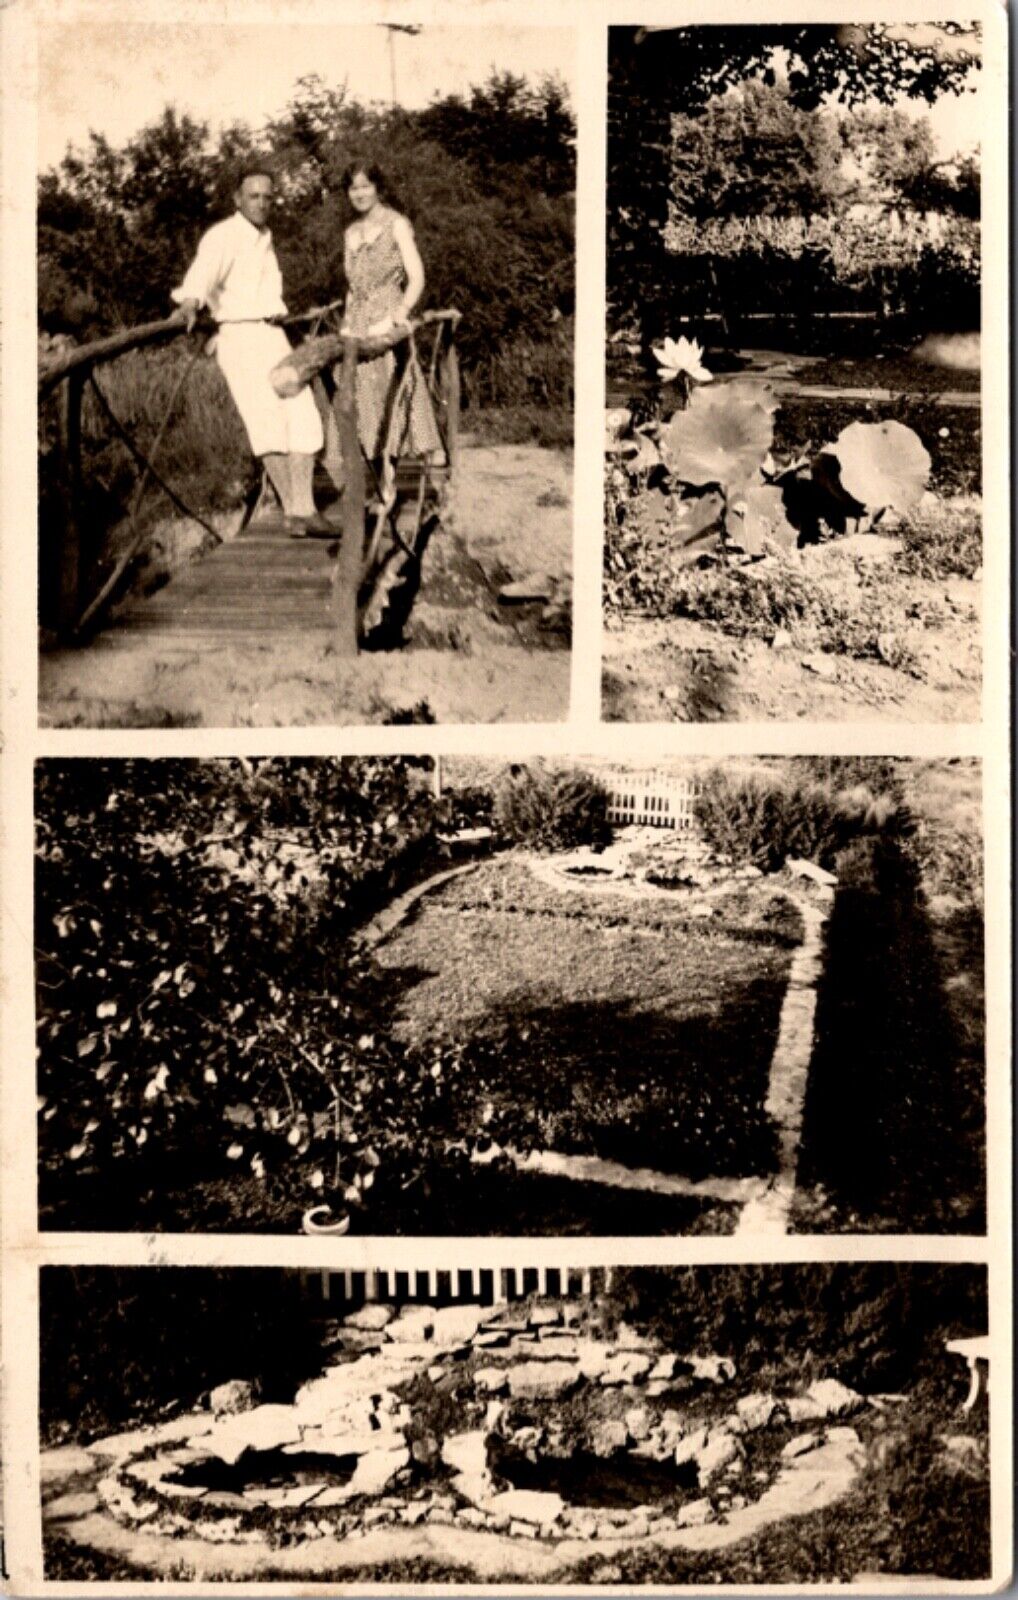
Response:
[608,23,979,341]
[671,81,848,223]
[37,69,575,387]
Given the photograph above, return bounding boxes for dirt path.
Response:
[39,442,572,728]
[602,599,980,723]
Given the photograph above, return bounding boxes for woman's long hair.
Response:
[340,159,408,220]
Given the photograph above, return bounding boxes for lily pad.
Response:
[727,485,797,557]
[661,383,774,496]
[830,421,931,513]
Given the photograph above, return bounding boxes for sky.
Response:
[37,21,578,171]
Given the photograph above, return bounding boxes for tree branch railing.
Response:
[39,307,462,649]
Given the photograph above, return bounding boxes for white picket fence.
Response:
[301,1264,615,1309]
[606,771,700,831]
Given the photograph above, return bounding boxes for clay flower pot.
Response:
[301,1203,351,1236]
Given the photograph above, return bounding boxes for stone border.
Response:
[359,860,481,947]
[45,1301,872,1580]
[736,893,832,1236]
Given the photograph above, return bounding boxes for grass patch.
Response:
[374,860,793,1181]
[463,404,573,449]
[896,498,982,580]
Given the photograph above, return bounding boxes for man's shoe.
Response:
[306,511,338,537]
[289,511,336,538]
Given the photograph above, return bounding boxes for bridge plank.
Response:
[102,516,343,643]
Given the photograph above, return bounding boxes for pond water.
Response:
[170,1447,360,1494]
[491,1439,699,1510]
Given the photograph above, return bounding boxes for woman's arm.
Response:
[340,229,355,334]
[391,214,425,323]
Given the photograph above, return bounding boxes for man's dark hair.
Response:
[234,164,275,192]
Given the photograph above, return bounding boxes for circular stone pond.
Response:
[45,1298,873,1577]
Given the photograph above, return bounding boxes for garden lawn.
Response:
[373,858,794,1183]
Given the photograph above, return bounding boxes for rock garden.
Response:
[44,1297,876,1579]
[42,1265,992,1586]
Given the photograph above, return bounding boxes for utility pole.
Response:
[380,23,422,108]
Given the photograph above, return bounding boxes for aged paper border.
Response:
[2,0,1011,1592]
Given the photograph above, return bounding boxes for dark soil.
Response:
[39,1128,739,1237]
[492,1439,698,1508]
[171,1448,359,1494]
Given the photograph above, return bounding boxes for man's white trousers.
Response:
[215,322,323,457]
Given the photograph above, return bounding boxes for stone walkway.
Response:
[44,1300,870,1582]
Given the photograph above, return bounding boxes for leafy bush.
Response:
[693,767,905,871]
[602,1263,987,1393]
[492,763,611,851]
[35,758,473,1224]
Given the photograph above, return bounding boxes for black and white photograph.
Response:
[40,1262,991,1584]
[0,0,1011,1592]
[36,754,985,1237]
[36,21,575,727]
[604,22,985,723]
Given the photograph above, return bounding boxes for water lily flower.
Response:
[652,335,712,385]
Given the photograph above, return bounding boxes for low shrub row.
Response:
[693,767,908,872]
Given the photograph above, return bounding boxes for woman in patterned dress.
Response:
[339,162,442,466]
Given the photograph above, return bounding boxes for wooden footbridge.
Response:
[39,307,460,653]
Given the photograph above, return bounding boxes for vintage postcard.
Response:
[0,0,1011,1593]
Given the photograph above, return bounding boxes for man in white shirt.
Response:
[172,167,330,536]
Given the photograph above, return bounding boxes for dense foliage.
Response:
[492,763,612,851]
[608,23,981,342]
[40,1267,324,1445]
[38,71,574,396]
[35,758,481,1223]
[605,1262,986,1391]
[693,767,907,871]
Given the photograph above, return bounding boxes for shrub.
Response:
[602,1264,987,1393]
[40,1267,324,1444]
[35,758,459,1224]
[693,767,904,871]
[492,763,612,851]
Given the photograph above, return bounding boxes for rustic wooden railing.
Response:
[38,307,461,653]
